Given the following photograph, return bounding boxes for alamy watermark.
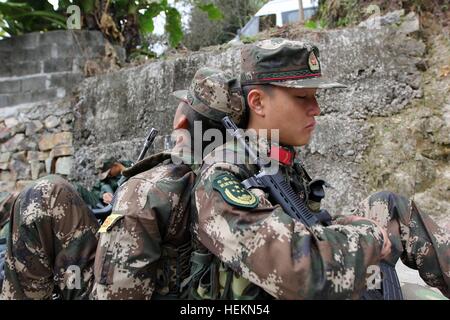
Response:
[61,265,81,290]
[366,265,382,290]
[363,4,381,29]
[67,5,81,30]
[168,121,281,173]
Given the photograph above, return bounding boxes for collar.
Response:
[244,130,297,166]
[268,145,295,166]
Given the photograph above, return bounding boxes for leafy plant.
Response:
[304,20,318,29]
[0,0,223,58]
[0,1,66,35]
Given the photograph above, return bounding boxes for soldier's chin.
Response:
[283,137,309,147]
[294,134,312,146]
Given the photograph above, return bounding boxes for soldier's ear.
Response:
[247,88,265,117]
[174,115,189,130]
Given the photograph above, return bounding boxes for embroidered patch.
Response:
[98,214,123,233]
[308,51,320,72]
[212,173,259,209]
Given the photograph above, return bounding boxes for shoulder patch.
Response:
[98,213,124,233]
[212,173,259,209]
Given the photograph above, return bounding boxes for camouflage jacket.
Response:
[190,134,386,299]
[91,151,197,299]
[0,175,99,300]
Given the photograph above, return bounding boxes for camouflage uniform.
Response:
[90,67,244,299]
[0,192,18,291]
[189,38,450,300]
[351,192,450,298]
[0,175,99,300]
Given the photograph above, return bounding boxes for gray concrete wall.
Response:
[72,24,449,220]
[0,30,124,192]
[0,23,448,222]
[0,30,114,108]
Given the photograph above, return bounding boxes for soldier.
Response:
[189,38,450,299]
[0,175,99,300]
[74,157,132,209]
[0,157,131,299]
[90,67,245,299]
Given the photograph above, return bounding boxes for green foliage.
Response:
[197,3,223,20]
[139,10,155,34]
[304,18,329,30]
[304,20,317,29]
[240,35,259,44]
[0,0,224,58]
[316,0,362,28]
[184,0,269,51]
[319,18,328,29]
[139,1,166,35]
[0,1,66,36]
[336,16,349,27]
[128,46,157,60]
[165,7,182,47]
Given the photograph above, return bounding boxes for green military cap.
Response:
[95,157,132,180]
[240,38,346,89]
[95,156,118,180]
[172,67,244,124]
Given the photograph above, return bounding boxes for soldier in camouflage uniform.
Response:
[189,38,450,299]
[90,67,245,299]
[0,175,99,300]
[0,156,131,299]
[74,157,132,209]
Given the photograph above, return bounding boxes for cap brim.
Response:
[99,169,111,181]
[270,77,347,89]
[171,90,189,102]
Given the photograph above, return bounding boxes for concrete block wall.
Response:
[0,30,124,191]
[0,30,109,108]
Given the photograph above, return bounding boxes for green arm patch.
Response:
[212,173,259,209]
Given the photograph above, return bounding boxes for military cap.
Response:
[240,38,346,89]
[95,156,118,180]
[172,67,244,124]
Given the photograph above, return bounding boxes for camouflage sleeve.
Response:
[91,164,195,300]
[0,175,99,300]
[193,164,386,299]
[351,191,450,298]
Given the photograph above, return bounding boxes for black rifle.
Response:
[91,127,158,220]
[221,116,403,300]
[222,116,318,227]
[137,128,159,163]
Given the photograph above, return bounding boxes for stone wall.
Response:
[0,19,448,221]
[72,18,449,219]
[0,30,114,108]
[0,100,74,191]
[0,30,123,192]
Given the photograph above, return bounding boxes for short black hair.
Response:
[178,102,227,153]
[241,84,273,127]
[241,84,274,103]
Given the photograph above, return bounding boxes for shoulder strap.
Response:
[122,152,173,179]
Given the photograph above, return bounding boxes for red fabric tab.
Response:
[269,145,294,166]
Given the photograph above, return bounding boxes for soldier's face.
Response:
[260,86,320,146]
